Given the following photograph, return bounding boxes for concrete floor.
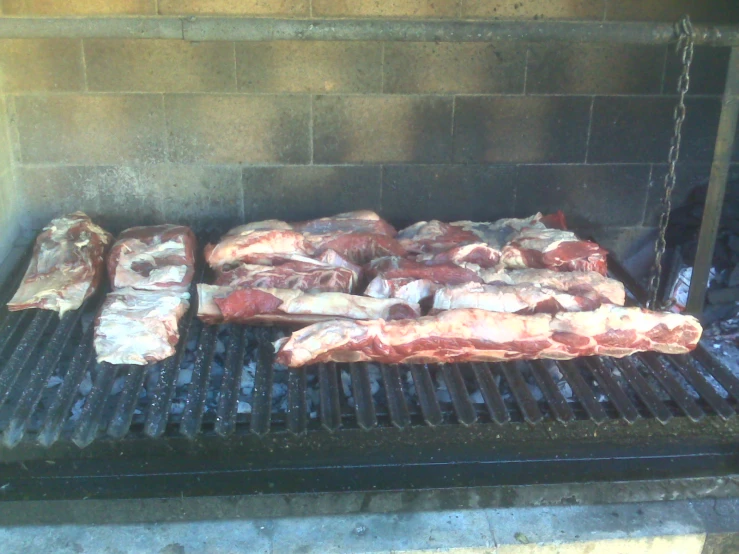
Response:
[0,498,737,553]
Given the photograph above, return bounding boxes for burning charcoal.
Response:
[341,370,352,398]
[469,389,484,404]
[176,368,193,388]
[78,372,93,396]
[170,400,185,415]
[70,397,85,421]
[145,365,160,392]
[45,375,63,388]
[110,376,125,396]
[215,339,226,356]
[367,365,381,396]
[237,400,252,414]
[272,382,287,400]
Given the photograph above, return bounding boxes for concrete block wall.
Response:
[0,0,738,273]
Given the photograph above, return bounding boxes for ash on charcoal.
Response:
[79,372,92,396]
[45,375,63,388]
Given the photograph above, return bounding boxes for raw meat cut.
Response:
[501,228,608,275]
[415,242,501,268]
[397,221,480,254]
[293,211,397,237]
[225,220,294,235]
[214,262,357,293]
[107,224,196,291]
[198,285,420,325]
[364,277,440,305]
[366,256,482,285]
[431,282,614,314]
[205,229,314,268]
[481,268,625,306]
[7,212,112,316]
[307,233,406,265]
[94,289,190,365]
[274,306,702,367]
[317,249,363,277]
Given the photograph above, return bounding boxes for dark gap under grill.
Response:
[0,247,737,501]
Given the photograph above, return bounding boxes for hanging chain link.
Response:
[646,15,695,309]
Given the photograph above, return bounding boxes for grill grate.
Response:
[0,253,737,451]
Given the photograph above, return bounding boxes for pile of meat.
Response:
[198,210,702,366]
[7,210,702,368]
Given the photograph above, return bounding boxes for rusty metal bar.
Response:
[686,46,739,315]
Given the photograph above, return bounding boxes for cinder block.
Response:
[0,169,19,263]
[453,96,590,163]
[0,96,11,173]
[0,39,84,92]
[165,94,310,164]
[85,40,235,92]
[462,0,604,19]
[605,0,739,23]
[313,95,453,163]
[242,165,381,221]
[312,0,459,17]
[2,0,155,14]
[14,95,166,164]
[158,0,309,15]
[236,42,381,93]
[383,42,525,94]
[526,43,664,94]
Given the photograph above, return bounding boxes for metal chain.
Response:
[647,15,695,309]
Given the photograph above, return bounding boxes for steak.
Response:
[7,212,112,316]
[214,261,358,293]
[415,242,501,268]
[501,228,608,275]
[366,256,483,285]
[293,210,397,237]
[198,285,421,325]
[107,224,196,291]
[274,306,703,367]
[307,233,407,265]
[94,289,190,365]
[205,229,314,268]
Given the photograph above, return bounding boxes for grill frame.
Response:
[0,245,737,502]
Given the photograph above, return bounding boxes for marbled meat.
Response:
[274,306,703,367]
[7,212,112,316]
[501,228,608,275]
[214,260,358,293]
[205,228,314,268]
[293,210,397,237]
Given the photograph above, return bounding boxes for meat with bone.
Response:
[306,232,406,265]
[107,225,196,291]
[8,212,112,316]
[214,261,358,293]
[205,229,314,268]
[274,306,702,367]
[94,289,190,365]
[293,210,397,237]
[501,227,608,275]
[397,221,480,254]
[198,285,420,325]
[415,242,501,268]
[366,256,482,285]
[431,282,614,314]
[481,268,625,306]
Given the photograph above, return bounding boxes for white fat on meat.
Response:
[225,220,293,236]
[364,277,440,305]
[206,229,313,268]
[110,241,188,290]
[273,306,703,367]
[94,289,190,365]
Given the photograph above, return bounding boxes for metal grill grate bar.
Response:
[0,312,30,358]
[71,362,119,448]
[179,324,218,438]
[286,368,307,434]
[500,362,542,424]
[669,355,735,419]
[583,358,640,424]
[0,310,54,405]
[381,364,411,428]
[441,365,476,426]
[472,362,510,424]
[107,366,147,439]
[2,309,82,446]
[639,353,705,422]
[617,357,673,423]
[318,363,341,431]
[410,365,443,426]
[529,361,574,423]
[250,330,275,436]
[215,326,247,437]
[692,348,739,404]
[350,363,377,430]
[558,360,608,423]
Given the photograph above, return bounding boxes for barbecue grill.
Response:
[0,12,738,510]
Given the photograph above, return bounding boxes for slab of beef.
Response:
[364,277,441,305]
[8,212,112,316]
[198,285,420,325]
[306,233,406,265]
[431,282,614,314]
[224,219,294,235]
[214,261,358,293]
[501,228,608,275]
[205,229,314,268]
[107,225,196,292]
[397,221,481,254]
[366,256,482,285]
[94,289,190,365]
[481,268,625,306]
[293,210,397,237]
[274,306,702,367]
